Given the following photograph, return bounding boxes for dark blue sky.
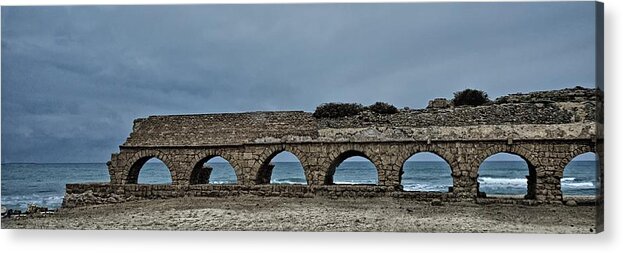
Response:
[1,2,598,163]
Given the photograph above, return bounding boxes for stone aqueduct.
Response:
[63,87,603,207]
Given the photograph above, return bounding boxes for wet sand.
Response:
[1,196,598,233]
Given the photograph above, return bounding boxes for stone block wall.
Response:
[63,184,403,208]
[90,139,596,208]
[124,111,319,147]
[63,181,556,208]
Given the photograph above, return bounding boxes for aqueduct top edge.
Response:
[121,87,598,148]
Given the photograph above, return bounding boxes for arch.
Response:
[125,150,175,184]
[400,152,452,192]
[558,145,596,169]
[129,156,173,184]
[562,152,598,198]
[256,149,308,184]
[475,144,538,169]
[190,155,238,185]
[477,152,537,199]
[326,150,379,185]
[192,150,242,183]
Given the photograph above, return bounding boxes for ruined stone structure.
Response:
[63,87,602,207]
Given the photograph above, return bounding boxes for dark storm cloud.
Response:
[1,2,597,163]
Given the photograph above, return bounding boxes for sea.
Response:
[1,160,597,211]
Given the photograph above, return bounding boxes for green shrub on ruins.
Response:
[452,89,491,106]
[313,103,364,118]
[366,102,399,114]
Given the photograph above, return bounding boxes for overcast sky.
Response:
[1,2,598,163]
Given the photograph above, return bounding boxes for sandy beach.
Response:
[1,196,597,233]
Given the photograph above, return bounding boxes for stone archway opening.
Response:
[191,156,237,185]
[129,157,172,185]
[401,152,452,192]
[261,151,307,185]
[478,152,536,199]
[327,150,378,185]
[562,152,597,199]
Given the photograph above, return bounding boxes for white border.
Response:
[0,0,606,5]
[1,1,621,253]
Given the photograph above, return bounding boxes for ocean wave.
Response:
[478,177,526,186]
[1,194,64,210]
[562,182,594,189]
[478,177,595,190]
[560,177,594,189]
[207,180,237,184]
[402,183,451,192]
[271,177,308,184]
[333,180,378,184]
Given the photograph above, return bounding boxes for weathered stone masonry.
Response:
[63,87,602,207]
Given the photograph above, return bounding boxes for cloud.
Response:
[1,2,597,162]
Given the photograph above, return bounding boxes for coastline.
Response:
[1,196,598,233]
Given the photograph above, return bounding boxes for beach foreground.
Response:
[1,196,597,233]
